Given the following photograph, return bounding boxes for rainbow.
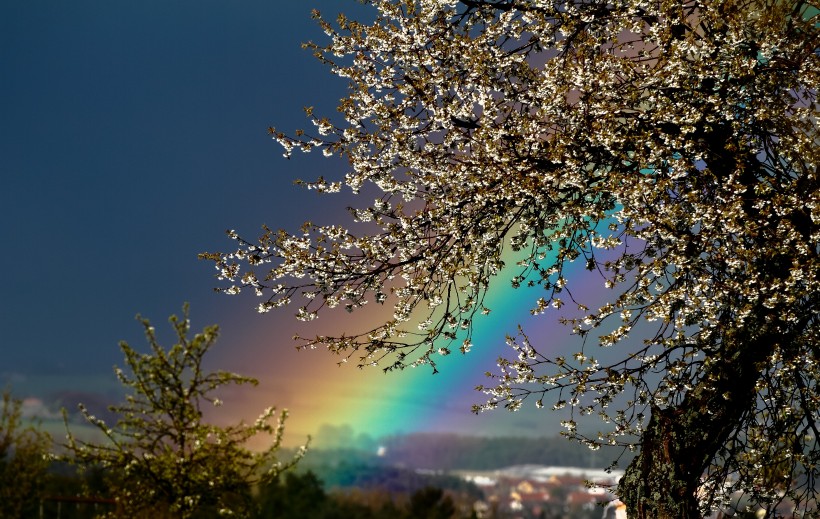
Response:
[214,246,611,445]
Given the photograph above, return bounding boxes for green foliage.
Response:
[257,471,331,519]
[39,463,118,519]
[62,305,307,519]
[406,487,457,519]
[256,471,463,519]
[0,389,51,518]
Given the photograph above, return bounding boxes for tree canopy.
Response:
[204,0,819,517]
[62,306,307,518]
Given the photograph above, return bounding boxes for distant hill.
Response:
[292,433,632,472]
[290,433,632,493]
[377,432,629,471]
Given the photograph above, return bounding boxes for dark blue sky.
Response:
[1,0,360,374]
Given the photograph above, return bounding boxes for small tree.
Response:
[0,389,51,518]
[63,305,307,518]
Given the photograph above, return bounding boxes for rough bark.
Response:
[618,322,789,518]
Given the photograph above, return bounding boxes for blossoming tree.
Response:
[203,0,819,517]
[0,390,51,518]
[63,306,307,518]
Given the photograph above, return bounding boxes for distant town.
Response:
[451,465,624,519]
[292,432,628,519]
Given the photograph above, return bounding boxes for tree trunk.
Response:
[618,405,704,518]
[618,325,779,518]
